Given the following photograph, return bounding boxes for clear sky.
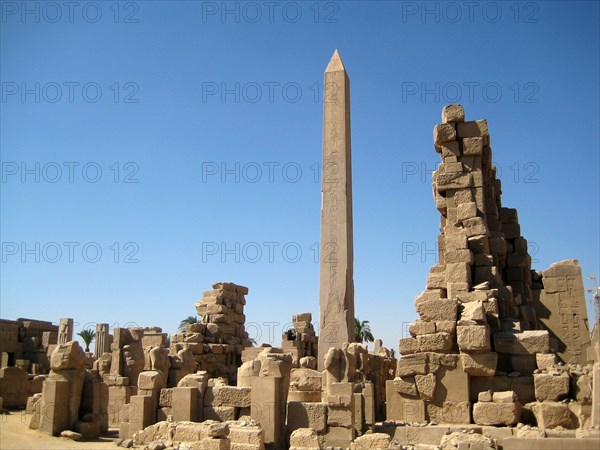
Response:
[1,1,599,352]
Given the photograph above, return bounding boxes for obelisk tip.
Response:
[325,49,346,73]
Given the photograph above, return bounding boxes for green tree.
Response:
[354,318,374,344]
[77,329,96,353]
[179,315,199,332]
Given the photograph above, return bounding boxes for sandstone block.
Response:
[426,272,447,290]
[536,353,557,371]
[416,298,458,322]
[203,406,236,422]
[436,172,473,192]
[456,120,489,144]
[467,235,490,254]
[441,162,464,173]
[171,387,199,422]
[399,337,419,355]
[457,201,477,222]
[434,123,456,146]
[446,262,471,284]
[415,373,436,400]
[461,352,497,376]
[461,137,483,156]
[286,402,327,434]
[427,401,471,424]
[199,438,230,450]
[459,301,486,322]
[493,391,516,403]
[456,290,488,303]
[473,401,521,426]
[445,233,468,250]
[493,330,550,355]
[436,320,456,334]
[534,372,570,401]
[441,141,461,158]
[205,386,251,407]
[442,104,465,123]
[415,288,446,303]
[50,341,85,370]
[445,249,474,264]
[409,321,436,337]
[287,391,321,403]
[138,370,164,390]
[447,282,469,299]
[478,390,493,402]
[417,332,453,352]
[393,376,417,397]
[290,368,321,392]
[289,428,319,449]
[532,401,576,429]
[159,388,173,407]
[462,217,488,237]
[327,405,353,427]
[457,325,490,352]
[396,353,428,377]
[350,433,391,450]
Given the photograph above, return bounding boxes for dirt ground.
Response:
[0,411,118,450]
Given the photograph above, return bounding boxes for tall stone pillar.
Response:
[95,323,110,358]
[318,50,355,370]
[58,318,73,345]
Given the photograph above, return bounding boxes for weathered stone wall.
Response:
[0,318,58,373]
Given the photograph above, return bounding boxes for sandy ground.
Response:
[0,411,118,450]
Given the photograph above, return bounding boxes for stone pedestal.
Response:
[251,376,283,449]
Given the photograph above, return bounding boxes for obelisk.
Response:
[318,50,355,370]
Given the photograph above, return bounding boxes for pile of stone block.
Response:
[281,312,318,366]
[389,104,596,433]
[129,419,265,450]
[171,282,251,384]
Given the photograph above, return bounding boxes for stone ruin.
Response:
[0,317,77,411]
[28,340,108,439]
[382,104,599,447]
[174,281,253,383]
[0,53,599,450]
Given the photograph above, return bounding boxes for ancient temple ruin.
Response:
[385,104,599,444]
[0,52,599,450]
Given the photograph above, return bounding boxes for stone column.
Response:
[592,336,600,427]
[58,318,73,345]
[319,50,355,369]
[95,323,110,358]
[251,376,282,448]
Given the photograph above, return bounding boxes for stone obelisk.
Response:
[318,50,355,370]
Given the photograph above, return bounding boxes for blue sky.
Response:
[1,1,599,351]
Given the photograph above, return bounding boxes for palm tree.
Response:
[77,329,96,353]
[354,318,374,344]
[179,315,199,332]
